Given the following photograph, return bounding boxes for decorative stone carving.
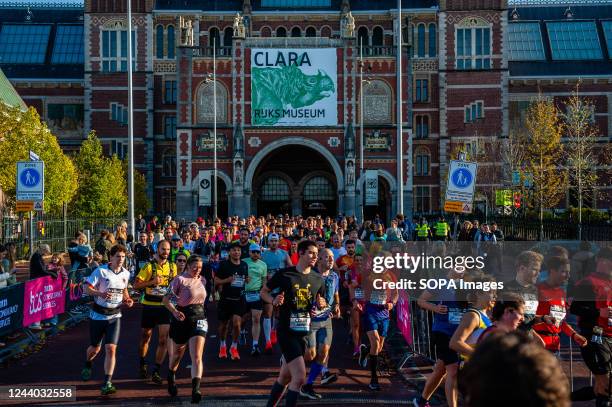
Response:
[248,137,261,148]
[153,61,177,73]
[233,13,246,39]
[196,81,227,123]
[234,160,243,185]
[341,11,355,38]
[344,123,355,158]
[346,160,355,186]
[179,16,194,47]
[363,80,392,124]
[328,137,340,148]
[233,126,244,158]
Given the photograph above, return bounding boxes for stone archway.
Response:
[191,170,233,219]
[356,169,397,224]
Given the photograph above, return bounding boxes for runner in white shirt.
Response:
[80,245,134,395]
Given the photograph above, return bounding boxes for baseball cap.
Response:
[249,243,261,252]
[171,234,181,241]
[196,217,204,223]
[268,233,279,240]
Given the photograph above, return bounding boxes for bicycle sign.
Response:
[17,161,45,201]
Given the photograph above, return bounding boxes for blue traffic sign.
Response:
[451,168,473,189]
[19,168,41,188]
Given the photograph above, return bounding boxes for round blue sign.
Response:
[20,168,41,188]
[451,168,472,189]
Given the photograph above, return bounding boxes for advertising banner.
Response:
[198,170,213,207]
[365,170,378,206]
[251,48,337,126]
[0,283,25,336]
[396,290,413,346]
[23,276,65,327]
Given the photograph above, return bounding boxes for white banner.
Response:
[251,48,337,126]
[365,170,378,206]
[198,170,212,207]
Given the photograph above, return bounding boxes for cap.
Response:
[196,217,204,223]
[189,222,198,228]
[249,243,261,252]
[268,233,279,240]
[255,227,263,232]
[171,234,181,241]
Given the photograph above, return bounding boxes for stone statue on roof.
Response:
[233,12,246,38]
[341,11,355,38]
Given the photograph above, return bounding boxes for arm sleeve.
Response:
[85,268,100,288]
[136,264,152,282]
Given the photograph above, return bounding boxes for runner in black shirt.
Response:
[214,242,249,360]
[261,240,326,407]
[133,232,154,273]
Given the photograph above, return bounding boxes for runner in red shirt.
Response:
[533,256,587,353]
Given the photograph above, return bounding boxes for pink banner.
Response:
[23,276,66,326]
[396,290,413,345]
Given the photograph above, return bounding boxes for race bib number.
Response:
[150,286,168,296]
[196,319,208,332]
[550,305,566,326]
[107,288,123,305]
[370,290,387,305]
[289,313,311,332]
[354,288,364,301]
[524,300,538,315]
[231,275,245,288]
[245,291,261,302]
[448,308,465,325]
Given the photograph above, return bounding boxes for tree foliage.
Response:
[0,104,77,214]
[70,132,127,217]
[523,96,566,218]
[122,160,151,216]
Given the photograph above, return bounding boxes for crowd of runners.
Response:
[72,214,611,407]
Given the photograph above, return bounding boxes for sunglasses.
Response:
[251,250,261,254]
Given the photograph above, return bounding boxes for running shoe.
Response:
[151,371,163,385]
[320,371,337,385]
[358,344,369,368]
[251,346,261,357]
[412,397,431,407]
[368,382,381,391]
[167,382,178,397]
[218,345,227,359]
[230,346,240,360]
[80,367,91,381]
[191,389,202,404]
[270,329,277,345]
[264,341,273,353]
[300,384,322,400]
[101,382,117,395]
[139,363,149,379]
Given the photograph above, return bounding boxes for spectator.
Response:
[490,222,504,242]
[68,233,92,273]
[30,244,51,280]
[385,219,403,242]
[115,223,128,246]
[0,244,17,287]
[136,214,146,233]
[147,215,159,232]
[459,331,571,407]
[42,253,68,327]
[95,230,113,263]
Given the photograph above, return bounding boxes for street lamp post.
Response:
[396,0,404,216]
[359,36,366,223]
[126,0,135,237]
[213,41,217,221]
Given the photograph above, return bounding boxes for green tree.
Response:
[0,104,77,214]
[71,132,127,217]
[523,96,566,239]
[122,160,151,216]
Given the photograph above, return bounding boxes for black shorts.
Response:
[432,331,459,365]
[170,317,208,345]
[246,299,263,312]
[278,329,308,364]
[580,336,612,375]
[90,318,121,347]
[217,298,246,321]
[141,304,171,328]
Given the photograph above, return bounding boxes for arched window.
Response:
[320,26,331,37]
[260,26,271,37]
[291,27,301,37]
[223,26,233,47]
[196,81,228,123]
[276,27,287,37]
[428,23,437,57]
[167,25,175,59]
[305,26,316,37]
[363,80,392,124]
[260,177,290,201]
[417,23,425,57]
[415,148,430,176]
[162,149,177,177]
[357,26,369,49]
[156,25,164,58]
[372,26,383,46]
[209,27,220,48]
[303,177,334,201]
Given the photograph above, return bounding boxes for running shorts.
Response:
[141,304,172,328]
[245,299,263,312]
[90,318,121,347]
[170,317,208,345]
[431,331,459,365]
[363,312,390,337]
[305,318,333,349]
[277,329,308,364]
[580,336,612,375]
[217,298,246,321]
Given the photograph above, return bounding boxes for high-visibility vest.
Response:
[435,222,448,237]
[416,224,429,237]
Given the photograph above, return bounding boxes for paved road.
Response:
[0,303,417,406]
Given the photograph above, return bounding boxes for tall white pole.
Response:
[213,41,218,220]
[359,36,364,223]
[396,0,404,215]
[127,0,135,237]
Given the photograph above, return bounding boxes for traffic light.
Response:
[513,192,521,209]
